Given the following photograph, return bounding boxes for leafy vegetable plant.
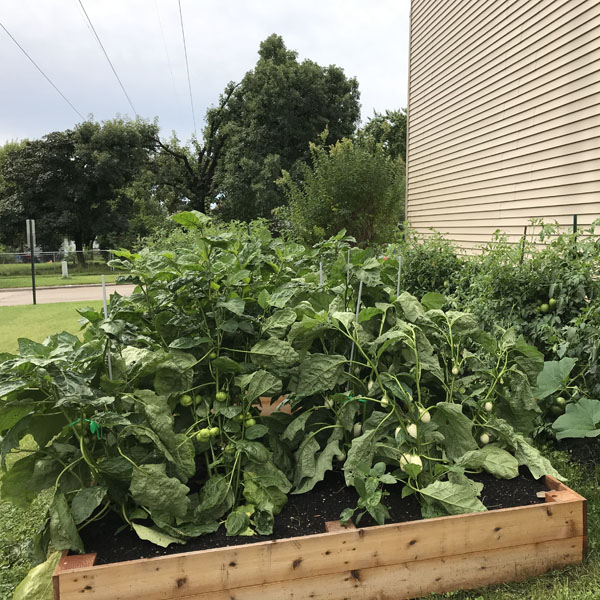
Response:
[0,211,564,573]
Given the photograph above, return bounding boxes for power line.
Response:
[153,0,178,99]
[0,20,85,120]
[177,0,197,136]
[76,0,137,116]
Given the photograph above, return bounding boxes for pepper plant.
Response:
[0,211,563,565]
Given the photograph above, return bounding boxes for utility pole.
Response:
[26,219,37,305]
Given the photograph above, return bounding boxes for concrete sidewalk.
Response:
[0,284,136,307]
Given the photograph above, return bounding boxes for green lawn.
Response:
[0,273,121,289]
[0,261,113,278]
[0,300,103,354]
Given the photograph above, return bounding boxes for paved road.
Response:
[0,284,137,307]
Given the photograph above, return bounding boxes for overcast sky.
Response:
[0,1,409,145]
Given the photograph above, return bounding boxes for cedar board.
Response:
[53,475,586,600]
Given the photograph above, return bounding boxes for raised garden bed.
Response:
[52,475,586,600]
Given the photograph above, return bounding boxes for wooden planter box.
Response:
[52,476,586,600]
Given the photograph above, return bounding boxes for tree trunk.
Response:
[75,233,86,266]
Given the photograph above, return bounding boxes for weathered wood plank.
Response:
[53,553,96,600]
[56,496,584,600]
[168,536,585,600]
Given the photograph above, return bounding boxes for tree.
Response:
[154,82,240,213]
[358,109,407,163]
[210,34,361,221]
[0,140,26,248]
[0,119,158,260]
[277,133,405,246]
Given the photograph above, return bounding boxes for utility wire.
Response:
[76,0,137,116]
[154,0,178,99]
[177,0,197,136]
[0,20,85,120]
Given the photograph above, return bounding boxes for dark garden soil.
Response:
[83,466,548,565]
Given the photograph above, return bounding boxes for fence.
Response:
[0,250,115,277]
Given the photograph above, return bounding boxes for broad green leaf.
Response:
[49,492,85,553]
[0,403,33,433]
[533,358,577,400]
[354,264,381,287]
[217,298,246,316]
[512,337,544,385]
[257,289,271,309]
[226,508,250,536]
[245,424,269,440]
[292,436,319,488]
[331,311,356,329]
[294,437,342,494]
[337,398,359,432]
[490,417,564,481]
[262,308,297,338]
[0,379,28,398]
[421,292,446,310]
[134,390,177,455]
[552,398,600,440]
[243,472,288,516]
[447,311,479,337]
[132,523,185,547]
[245,460,292,493]
[212,356,241,374]
[195,475,234,522]
[254,509,274,535]
[0,455,37,506]
[358,306,382,324]
[282,411,312,447]
[344,429,377,486]
[168,337,209,349]
[12,551,62,600]
[250,338,299,369]
[497,368,540,434]
[397,292,427,322]
[173,433,196,481]
[238,370,282,401]
[71,487,107,524]
[237,440,269,463]
[171,210,211,229]
[455,446,519,479]
[130,464,190,519]
[296,354,347,397]
[419,480,486,515]
[432,403,478,460]
[154,351,196,396]
[17,338,49,358]
[514,438,564,480]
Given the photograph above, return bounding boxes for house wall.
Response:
[406,0,600,250]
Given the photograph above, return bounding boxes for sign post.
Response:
[26,219,37,305]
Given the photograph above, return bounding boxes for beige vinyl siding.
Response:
[406,0,600,248]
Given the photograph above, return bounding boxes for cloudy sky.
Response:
[0,1,410,145]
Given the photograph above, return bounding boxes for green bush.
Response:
[277,134,405,246]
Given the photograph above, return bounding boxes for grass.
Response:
[0,300,103,354]
[0,260,113,278]
[0,273,121,289]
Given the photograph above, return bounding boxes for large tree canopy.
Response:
[0,119,158,255]
[210,34,361,221]
[358,109,407,163]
